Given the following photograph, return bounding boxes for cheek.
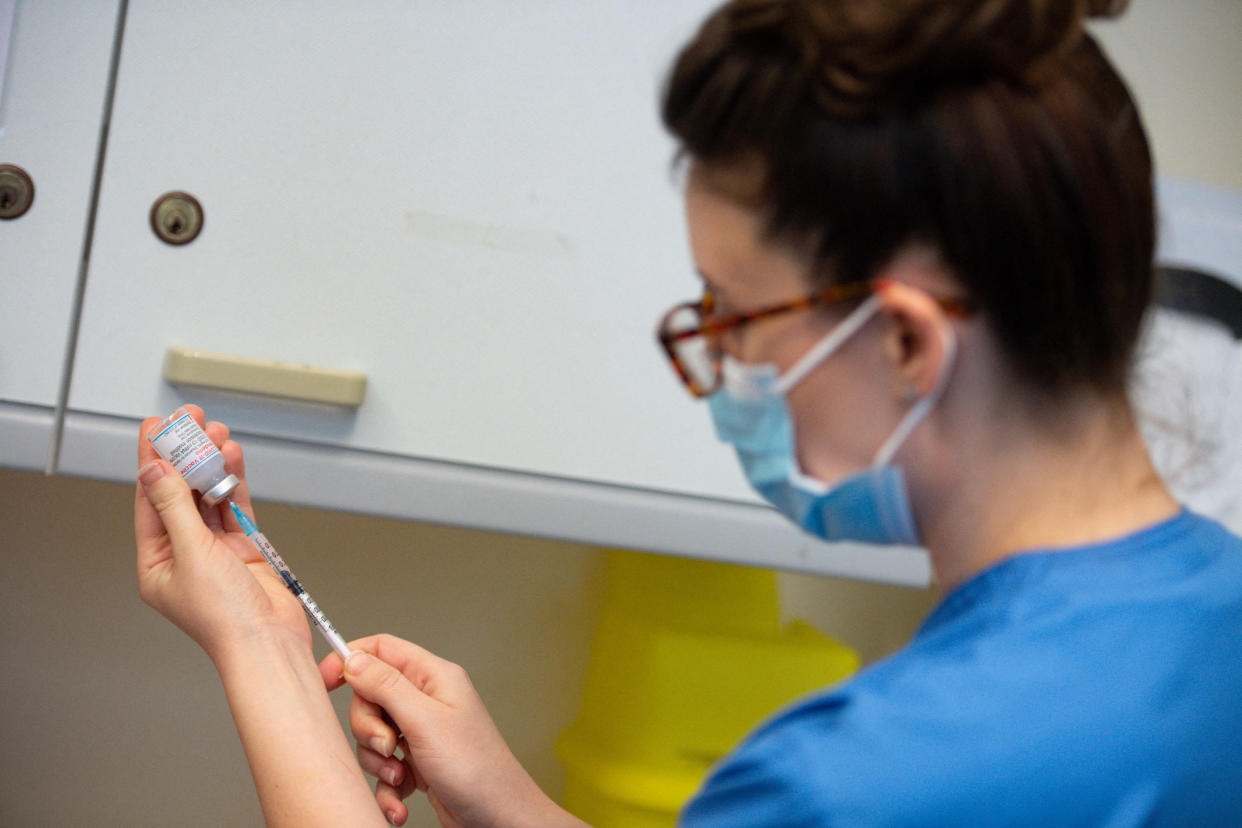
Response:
[785,339,900,476]
[786,372,868,473]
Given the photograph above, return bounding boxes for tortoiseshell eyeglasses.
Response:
[656,279,972,398]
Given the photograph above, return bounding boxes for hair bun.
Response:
[724,0,1116,117]
[1087,0,1130,18]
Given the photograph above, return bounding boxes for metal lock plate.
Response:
[150,191,204,245]
[0,164,35,219]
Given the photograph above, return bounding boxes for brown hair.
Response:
[662,0,1154,396]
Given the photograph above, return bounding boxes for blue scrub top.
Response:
[681,510,1242,826]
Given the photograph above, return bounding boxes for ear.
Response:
[874,278,955,400]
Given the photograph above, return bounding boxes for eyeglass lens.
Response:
[665,305,721,393]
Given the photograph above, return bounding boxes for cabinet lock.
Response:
[0,164,35,220]
[150,191,204,245]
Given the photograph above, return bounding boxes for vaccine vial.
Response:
[147,407,241,506]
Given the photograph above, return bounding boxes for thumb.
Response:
[344,650,435,735]
[138,460,214,552]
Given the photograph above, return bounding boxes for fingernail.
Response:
[385,810,400,826]
[138,462,166,487]
[370,734,393,758]
[346,650,371,675]
[381,765,400,786]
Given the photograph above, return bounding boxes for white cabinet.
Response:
[49,1,931,584]
[69,1,725,495]
[15,4,1237,583]
[0,0,121,469]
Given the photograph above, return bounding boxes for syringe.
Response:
[228,501,353,660]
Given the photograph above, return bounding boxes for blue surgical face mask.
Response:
[708,294,956,546]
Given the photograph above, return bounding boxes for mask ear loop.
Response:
[873,320,958,467]
[776,294,884,395]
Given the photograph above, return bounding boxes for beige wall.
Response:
[0,467,934,826]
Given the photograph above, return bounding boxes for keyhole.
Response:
[150,191,202,244]
[0,166,34,219]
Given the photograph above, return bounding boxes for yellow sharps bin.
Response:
[557,550,860,826]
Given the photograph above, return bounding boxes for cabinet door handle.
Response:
[163,347,367,407]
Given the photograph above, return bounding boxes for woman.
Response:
[135,0,1242,824]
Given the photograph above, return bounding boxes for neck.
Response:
[916,393,1180,593]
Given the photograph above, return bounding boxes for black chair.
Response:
[1153,265,1242,341]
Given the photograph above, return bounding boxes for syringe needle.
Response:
[228,501,353,660]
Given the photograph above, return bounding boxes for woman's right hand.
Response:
[320,635,588,828]
[136,405,312,664]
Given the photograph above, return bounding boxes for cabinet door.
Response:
[69,1,746,493]
[0,0,120,469]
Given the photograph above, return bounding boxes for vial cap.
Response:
[203,474,242,507]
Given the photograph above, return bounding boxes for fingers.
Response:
[202,416,256,532]
[135,418,172,552]
[319,650,349,691]
[342,649,436,736]
[138,406,253,531]
[199,419,234,532]
[137,414,166,468]
[207,419,247,490]
[355,739,409,792]
[218,434,251,510]
[323,634,473,745]
[137,409,225,548]
[352,698,416,827]
[203,418,229,446]
[342,663,420,827]
[137,459,215,557]
[351,691,399,760]
[350,634,474,699]
[320,634,454,693]
[376,777,413,827]
[327,641,428,758]
[215,437,253,533]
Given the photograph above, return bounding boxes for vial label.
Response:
[149,411,221,479]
